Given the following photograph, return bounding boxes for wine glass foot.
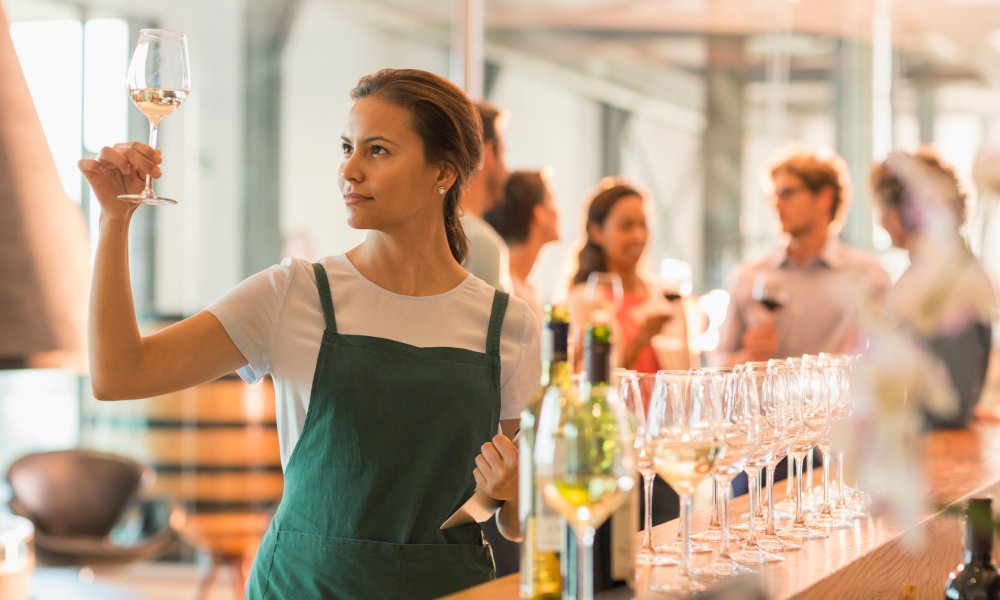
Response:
[636,549,680,567]
[655,540,714,555]
[118,193,177,206]
[810,513,855,530]
[732,546,784,565]
[756,534,802,552]
[781,524,829,541]
[649,576,707,594]
[690,527,724,542]
[696,557,755,579]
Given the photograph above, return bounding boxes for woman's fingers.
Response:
[96,145,132,175]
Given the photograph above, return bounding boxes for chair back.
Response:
[6,449,149,538]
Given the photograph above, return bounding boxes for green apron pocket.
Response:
[398,542,495,599]
[263,530,402,599]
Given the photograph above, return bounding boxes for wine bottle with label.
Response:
[945,497,1000,600]
[561,322,638,597]
[519,306,571,599]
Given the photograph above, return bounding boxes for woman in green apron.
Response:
[81,68,540,598]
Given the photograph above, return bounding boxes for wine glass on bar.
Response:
[696,366,761,578]
[646,370,725,593]
[119,29,191,206]
[614,370,678,567]
[535,370,635,600]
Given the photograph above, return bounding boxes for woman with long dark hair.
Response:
[81,68,540,599]
[568,178,691,372]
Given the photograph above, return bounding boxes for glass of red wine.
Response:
[751,271,788,312]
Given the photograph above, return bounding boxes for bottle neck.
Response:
[966,518,995,563]
[585,342,610,386]
[542,356,572,388]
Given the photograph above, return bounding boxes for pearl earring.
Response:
[436,186,447,196]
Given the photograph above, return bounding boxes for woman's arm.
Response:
[82,143,247,400]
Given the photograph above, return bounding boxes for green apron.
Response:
[246,263,506,599]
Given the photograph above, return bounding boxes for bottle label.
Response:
[610,484,638,581]
[535,488,563,552]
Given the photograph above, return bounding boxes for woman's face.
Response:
[533,190,559,244]
[339,96,451,232]
[591,194,648,269]
[877,199,908,249]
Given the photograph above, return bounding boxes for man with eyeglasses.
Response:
[714,148,890,367]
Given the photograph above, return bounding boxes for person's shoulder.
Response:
[462,276,535,323]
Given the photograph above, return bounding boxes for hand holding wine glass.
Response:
[118,29,191,206]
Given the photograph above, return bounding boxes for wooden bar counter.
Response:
[446,424,1000,599]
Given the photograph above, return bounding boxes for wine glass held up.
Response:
[118,29,191,206]
[751,270,789,314]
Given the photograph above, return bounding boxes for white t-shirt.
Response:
[460,213,513,292]
[207,254,541,469]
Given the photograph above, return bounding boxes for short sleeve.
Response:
[499,296,541,420]
[206,257,297,384]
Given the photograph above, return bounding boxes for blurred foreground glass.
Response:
[118,29,190,206]
[535,369,635,600]
[0,514,34,600]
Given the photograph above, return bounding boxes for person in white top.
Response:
[484,170,560,324]
[460,102,513,292]
[80,68,539,598]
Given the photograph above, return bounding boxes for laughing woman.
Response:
[81,68,540,599]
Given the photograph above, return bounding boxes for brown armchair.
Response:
[6,449,179,566]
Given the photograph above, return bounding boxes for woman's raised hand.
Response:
[78,142,162,219]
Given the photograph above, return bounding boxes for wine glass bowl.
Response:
[646,370,725,593]
[535,374,635,600]
[118,29,191,206]
[751,270,789,313]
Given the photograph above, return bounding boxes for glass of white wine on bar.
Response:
[118,29,190,206]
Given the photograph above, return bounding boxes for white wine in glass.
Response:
[119,29,191,206]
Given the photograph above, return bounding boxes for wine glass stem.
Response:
[836,450,847,509]
[785,455,796,501]
[578,526,595,600]
[642,471,655,553]
[745,470,760,545]
[143,122,159,197]
[806,448,814,501]
[718,478,732,556]
[821,446,833,516]
[765,464,777,535]
[708,478,720,529]
[680,493,693,580]
[794,454,807,526]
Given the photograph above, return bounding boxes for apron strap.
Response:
[312,262,338,333]
[485,291,509,357]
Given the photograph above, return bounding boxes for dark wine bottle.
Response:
[561,323,636,598]
[945,497,1000,600]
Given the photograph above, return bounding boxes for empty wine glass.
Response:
[811,354,855,529]
[535,368,635,600]
[781,358,831,541]
[732,363,786,565]
[757,360,804,553]
[646,370,725,593]
[584,272,624,325]
[696,366,761,578]
[119,29,191,206]
[614,370,678,567]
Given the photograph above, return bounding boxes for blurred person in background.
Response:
[459,102,513,292]
[484,169,559,324]
[567,178,692,373]
[871,148,997,428]
[714,148,890,367]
